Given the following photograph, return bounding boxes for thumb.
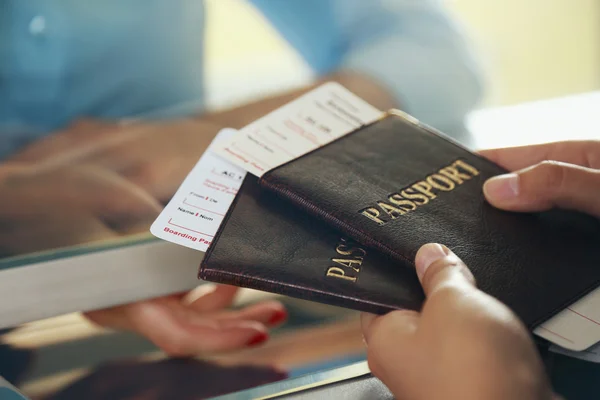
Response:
[483,161,600,218]
[415,243,476,296]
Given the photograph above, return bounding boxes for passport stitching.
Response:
[259,177,415,268]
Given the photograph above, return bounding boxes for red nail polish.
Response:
[246,332,268,347]
[268,310,288,325]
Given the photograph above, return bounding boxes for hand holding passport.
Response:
[152,83,600,354]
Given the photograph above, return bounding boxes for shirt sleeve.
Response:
[248,0,485,134]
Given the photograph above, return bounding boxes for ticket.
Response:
[212,82,384,177]
[150,128,246,251]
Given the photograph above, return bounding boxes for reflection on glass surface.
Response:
[2,302,366,399]
[44,359,287,400]
[0,387,29,400]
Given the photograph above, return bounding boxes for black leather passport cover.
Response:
[200,176,424,314]
[256,111,600,328]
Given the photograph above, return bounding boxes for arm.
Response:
[212,0,485,135]
[9,0,485,201]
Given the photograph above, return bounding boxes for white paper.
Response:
[535,288,600,351]
[213,82,384,177]
[150,128,246,252]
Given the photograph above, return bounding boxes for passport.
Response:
[200,176,424,314]
[200,111,600,329]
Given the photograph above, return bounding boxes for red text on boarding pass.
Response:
[213,82,384,177]
[150,128,246,252]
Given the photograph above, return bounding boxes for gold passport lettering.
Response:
[335,241,367,258]
[332,258,362,272]
[326,267,356,282]
[325,238,366,283]
[377,201,407,219]
[427,174,456,191]
[360,207,386,226]
[438,165,473,184]
[359,160,480,225]
[400,188,429,205]
[454,159,480,176]
[388,193,418,210]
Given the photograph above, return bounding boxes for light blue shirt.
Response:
[0,0,484,159]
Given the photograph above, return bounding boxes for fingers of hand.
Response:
[360,245,457,388]
[361,310,419,345]
[479,140,600,171]
[184,285,286,326]
[184,284,239,313]
[415,243,475,296]
[7,119,116,163]
[214,300,288,327]
[363,244,550,399]
[484,161,600,217]
[362,244,475,352]
[84,290,287,357]
[88,300,269,357]
[126,301,269,356]
[360,310,420,384]
[67,166,163,230]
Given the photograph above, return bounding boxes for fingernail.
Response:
[246,332,269,347]
[484,173,520,201]
[415,243,448,279]
[268,309,288,325]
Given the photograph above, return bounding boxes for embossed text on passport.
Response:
[359,159,480,225]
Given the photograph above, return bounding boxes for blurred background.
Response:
[203,0,600,110]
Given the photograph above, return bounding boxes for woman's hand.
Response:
[85,284,287,357]
[3,127,289,358]
[361,243,557,400]
[480,140,600,217]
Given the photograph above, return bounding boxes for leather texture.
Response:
[200,176,424,314]
[259,112,600,329]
